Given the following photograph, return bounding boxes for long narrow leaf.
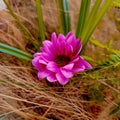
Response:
[3,0,33,39]
[0,43,32,61]
[81,0,113,52]
[81,0,101,39]
[56,0,65,34]
[63,0,71,34]
[3,0,38,49]
[36,0,45,41]
[56,0,70,35]
[87,53,120,73]
[76,0,91,38]
[90,39,120,54]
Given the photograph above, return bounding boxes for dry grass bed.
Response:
[0,0,120,120]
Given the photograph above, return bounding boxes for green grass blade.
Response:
[82,55,99,63]
[3,0,38,49]
[90,39,120,54]
[81,0,101,39]
[56,0,70,35]
[0,43,33,61]
[81,0,113,51]
[36,0,45,41]
[3,0,33,39]
[56,0,65,34]
[87,53,120,73]
[63,0,71,34]
[76,0,91,38]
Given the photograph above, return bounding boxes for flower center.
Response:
[55,55,70,67]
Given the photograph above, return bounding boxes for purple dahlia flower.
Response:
[32,32,92,85]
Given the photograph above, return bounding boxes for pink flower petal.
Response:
[32,32,92,85]
[65,32,73,40]
[56,72,70,85]
[66,34,75,45]
[38,70,51,80]
[79,57,92,69]
[72,67,85,72]
[72,57,86,72]
[66,35,82,55]
[51,32,57,43]
[39,59,47,65]
[51,33,58,54]
[71,57,79,62]
[33,52,42,57]
[32,56,41,69]
[41,40,55,57]
[47,61,59,72]
[47,73,57,82]
[60,68,73,78]
[58,40,66,55]
[58,34,65,42]
[63,63,74,70]
[73,39,82,56]
[40,52,54,62]
[65,44,73,56]
[72,56,92,72]
[42,40,52,51]
[56,37,66,55]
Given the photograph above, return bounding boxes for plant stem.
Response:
[36,0,45,41]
